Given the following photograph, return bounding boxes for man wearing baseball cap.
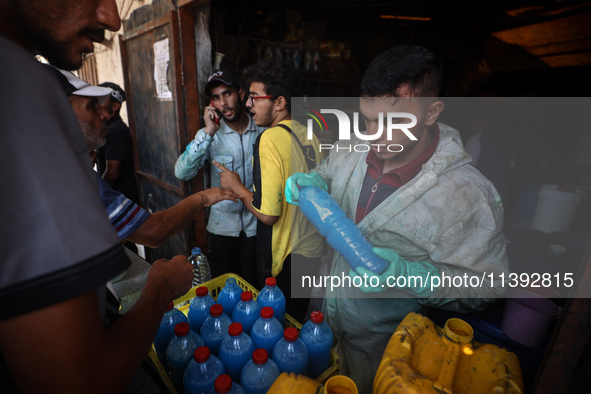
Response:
[175,70,265,287]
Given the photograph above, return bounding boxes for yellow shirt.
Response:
[252,119,323,277]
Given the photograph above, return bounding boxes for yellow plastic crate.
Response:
[151,273,339,393]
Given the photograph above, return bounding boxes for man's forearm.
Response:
[237,188,278,226]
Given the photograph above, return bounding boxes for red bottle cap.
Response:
[214,374,233,393]
[252,348,268,365]
[210,304,223,317]
[166,302,174,311]
[194,346,210,363]
[265,277,277,287]
[228,322,243,336]
[174,322,190,337]
[241,291,253,302]
[284,327,299,342]
[260,306,274,319]
[196,286,209,297]
[310,311,324,324]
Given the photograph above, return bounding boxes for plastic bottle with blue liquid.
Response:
[188,286,216,334]
[154,302,189,363]
[250,307,283,355]
[200,304,232,356]
[216,277,243,316]
[231,291,261,335]
[165,322,204,389]
[218,323,256,383]
[300,311,333,379]
[257,277,286,327]
[272,327,309,375]
[240,349,280,394]
[208,374,245,394]
[183,346,226,394]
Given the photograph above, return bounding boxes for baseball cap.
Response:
[43,64,112,103]
[99,82,125,103]
[205,70,241,95]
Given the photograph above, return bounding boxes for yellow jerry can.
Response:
[267,372,358,394]
[373,312,524,394]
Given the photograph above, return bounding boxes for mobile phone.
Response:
[210,100,220,125]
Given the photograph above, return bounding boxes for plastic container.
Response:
[240,349,280,394]
[250,307,284,355]
[257,277,286,327]
[272,327,309,375]
[200,304,232,356]
[154,302,189,363]
[183,346,226,394]
[532,184,585,233]
[188,286,216,334]
[300,311,333,379]
[231,291,261,335]
[501,289,560,347]
[189,247,212,286]
[216,277,243,316]
[298,186,389,274]
[218,323,256,383]
[208,374,246,394]
[373,312,524,394]
[165,322,204,389]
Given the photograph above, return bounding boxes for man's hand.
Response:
[145,255,193,303]
[198,187,240,206]
[212,160,247,195]
[203,104,221,136]
[285,172,328,206]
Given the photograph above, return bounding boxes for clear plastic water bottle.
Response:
[218,323,256,383]
[231,291,261,335]
[154,302,189,364]
[272,327,309,375]
[208,374,246,394]
[216,277,243,316]
[166,322,205,389]
[257,277,286,327]
[188,286,216,334]
[300,311,333,379]
[240,349,280,394]
[189,247,212,286]
[183,346,226,394]
[200,304,232,356]
[250,307,283,355]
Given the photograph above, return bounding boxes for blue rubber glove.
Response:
[349,247,440,297]
[285,172,328,206]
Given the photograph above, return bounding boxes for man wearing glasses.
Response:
[214,60,322,321]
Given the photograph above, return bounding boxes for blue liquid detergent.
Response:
[154,302,189,363]
[299,186,389,274]
[218,323,256,383]
[188,286,216,334]
[231,291,261,335]
[216,277,243,316]
[209,374,246,394]
[300,311,333,378]
[250,307,283,355]
[165,322,204,389]
[240,349,280,394]
[257,277,286,327]
[272,327,309,375]
[200,304,232,356]
[183,346,226,394]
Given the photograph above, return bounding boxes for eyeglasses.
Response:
[247,94,273,105]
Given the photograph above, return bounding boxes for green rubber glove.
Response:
[285,172,328,206]
[349,247,440,297]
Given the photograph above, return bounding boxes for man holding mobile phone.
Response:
[175,70,265,286]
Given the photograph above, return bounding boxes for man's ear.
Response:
[425,100,444,126]
[113,101,122,112]
[274,96,287,112]
[238,88,245,102]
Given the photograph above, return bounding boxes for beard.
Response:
[80,119,106,151]
[222,103,243,123]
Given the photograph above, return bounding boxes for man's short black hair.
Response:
[243,60,301,112]
[361,45,443,97]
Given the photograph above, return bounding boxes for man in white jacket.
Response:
[287,45,509,393]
